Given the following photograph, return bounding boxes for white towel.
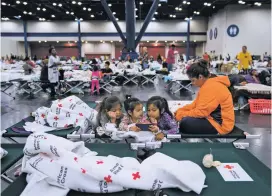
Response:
[21,133,206,195]
[23,122,56,133]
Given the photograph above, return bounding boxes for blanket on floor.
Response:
[21,133,206,196]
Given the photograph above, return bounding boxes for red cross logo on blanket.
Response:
[54,116,59,121]
[79,113,83,116]
[64,124,68,128]
[224,165,234,170]
[58,104,63,108]
[41,114,45,118]
[81,168,86,174]
[69,99,72,102]
[104,175,112,183]
[96,161,103,164]
[132,172,141,180]
[50,159,53,162]
[74,157,78,162]
[76,119,78,123]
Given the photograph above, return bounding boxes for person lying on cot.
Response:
[119,98,149,132]
[175,60,235,135]
[147,96,178,140]
[97,96,123,128]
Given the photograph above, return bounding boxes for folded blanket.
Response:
[21,133,206,195]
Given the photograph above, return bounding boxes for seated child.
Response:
[119,98,148,132]
[147,96,178,140]
[102,61,113,82]
[97,96,123,128]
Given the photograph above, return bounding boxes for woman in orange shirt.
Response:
[175,60,234,135]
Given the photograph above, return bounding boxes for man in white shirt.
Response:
[48,48,61,98]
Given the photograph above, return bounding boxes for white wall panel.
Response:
[81,43,113,56]
[1,21,24,32]
[1,39,30,56]
[27,21,78,32]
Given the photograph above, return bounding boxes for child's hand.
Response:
[130,126,141,132]
[149,118,157,124]
[155,132,164,141]
[149,125,159,133]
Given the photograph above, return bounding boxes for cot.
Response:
[1,143,137,196]
[139,143,271,196]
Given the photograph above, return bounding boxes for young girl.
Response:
[147,96,178,140]
[119,98,148,132]
[97,96,123,127]
[90,65,101,95]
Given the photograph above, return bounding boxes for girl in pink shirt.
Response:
[166,44,176,71]
[91,65,101,95]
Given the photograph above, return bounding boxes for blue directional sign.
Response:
[214,27,218,39]
[227,24,239,37]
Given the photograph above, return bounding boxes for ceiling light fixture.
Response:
[172,15,176,18]
[83,7,86,10]
[108,3,112,6]
[75,18,78,21]
[183,1,187,4]
[185,17,189,20]
[44,40,47,42]
[57,41,59,43]
[254,2,261,6]
[72,1,76,4]
[213,6,215,8]
[152,17,155,20]
[238,0,245,4]
[113,12,116,15]
[16,1,20,4]
[179,8,182,11]
[58,3,62,7]
[135,8,138,11]
[23,11,27,14]
[75,41,77,43]
[88,8,91,11]
[187,2,190,4]
[39,41,41,43]
[100,40,103,42]
[136,15,138,18]
[2,2,6,5]
[78,2,82,5]
[85,41,88,43]
[183,40,185,42]
[155,12,158,14]
[165,41,167,42]
[158,3,161,6]
[204,2,207,5]
[66,11,70,14]
[80,18,83,21]
[42,8,46,11]
[53,3,57,6]
[37,7,40,10]
[147,41,149,42]
[90,14,94,18]
[175,7,178,10]
[71,12,74,15]
[207,3,211,6]
[39,18,42,21]
[140,2,143,5]
[116,18,119,21]
[110,40,113,42]
[194,40,196,42]
[51,15,55,18]
[170,14,173,17]
[28,12,32,15]
[190,17,192,20]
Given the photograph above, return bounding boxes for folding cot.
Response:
[1,143,137,196]
[140,70,157,86]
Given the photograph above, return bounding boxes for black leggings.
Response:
[179,117,218,134]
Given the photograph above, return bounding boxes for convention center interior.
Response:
[0,0,271,195]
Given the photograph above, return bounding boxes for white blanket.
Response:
[21,133,206,196]
[33,96,98,134]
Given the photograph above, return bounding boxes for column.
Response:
[186,19,190,61]
[77,20,82,59]
[23,20,28,57]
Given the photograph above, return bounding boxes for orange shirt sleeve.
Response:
[175,100,196,121]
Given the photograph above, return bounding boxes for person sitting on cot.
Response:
[175,60,235,135]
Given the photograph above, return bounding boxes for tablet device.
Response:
[136,124,153,131]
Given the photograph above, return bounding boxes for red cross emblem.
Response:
[81,168,86,174]
[54,116,59,121]
[74,157,78,162]
[41,114,45,118]
[132,172,141,180]
[104,175,112,183]
[69,99,72,102]
[76,119,78,123]
[79,113,83,116]
[58,104,62,108]
[96,160,103,164]
[44,137,47,140]
[224,165,234,170]
[50,159,53,162]
[64,124,68,128]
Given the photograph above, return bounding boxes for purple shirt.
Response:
[244,74,260,84]
[157,112,178,134]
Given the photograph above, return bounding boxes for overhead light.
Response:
[39,18,42,21]
[44,40,47,42]
[37,7,41,10]
[136,15,138,18]
[119,40,121,42]
[175,40,177,42]
[75,18,78,21]
[42,8,46,11]
[155,12,158,14]
[82,40,84,42]
[170,14,173,17]
[100,40,103,42]
[147,41,149,42]
[113,12,116,15]
[85,41,88,43]
[185,17,189,20]
[172,15,176,18]
[28,12,32,15]
[213,6,215,8]
[2,2,6,5]
[165,41,167,42]
[71,12,74,15]
[254,2,261,6]
[175,7,178,10]
[58,3,62,7]
[90,14,94,18]
[75,41,77,43]
[183,40,185,42]
[190,17,192,20]
[1,17,10,21]
[39,41,41,43]
[187,2,190,4]
[152,17,155,20]
[178,8,182,11]
[140,2,143,5]
[53,3,57,6]
[72,1,76,4]
[88,8,91,11]
[135,8,138,11]
[158,3,161,6]
[16,1,20,4]
[80,18,83,21]
[183,1,187,4]
[116,18,119,21]
[207,3,211,6]
[194,40,196,42]
[103,41,105,43]
[57,41,59,43]
[78,2,82,5]
[108,3,112,7]
[66,11,70,14]
[8,4,10,6]
[51,15,55,18]
[204,2,207,5]
[83,7,86,10]
[238,0,245,4]
[110,40,113,42]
